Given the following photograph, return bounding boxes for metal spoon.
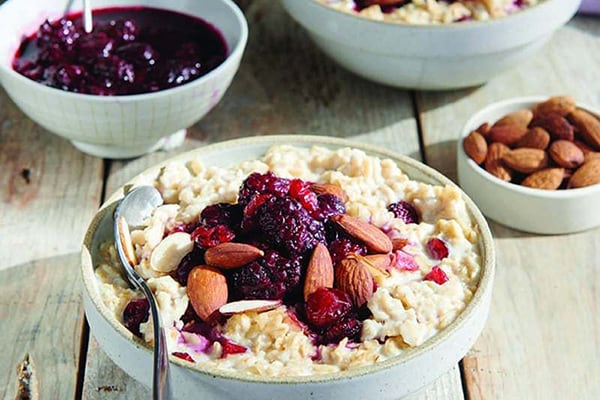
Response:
[83,0,93,33]
[113,186,172,400]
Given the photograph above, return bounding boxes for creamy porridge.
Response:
[95,145,482,377]
[317,0,541,24]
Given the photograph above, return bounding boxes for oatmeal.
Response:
[318,0,541,24]
[95,145,482,377]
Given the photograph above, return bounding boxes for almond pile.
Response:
[463,96,600,190]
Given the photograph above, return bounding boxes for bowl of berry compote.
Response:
[0,0,247,159]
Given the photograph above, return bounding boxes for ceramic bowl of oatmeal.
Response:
[81,135,494,399]
[279,0,580,89]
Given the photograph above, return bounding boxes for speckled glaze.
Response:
[81,135,495,400]
[457,97,600,234]
[0,0,247,159]
[280,0,580,89]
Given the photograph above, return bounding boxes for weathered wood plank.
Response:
[0,87,105,271]
[82,1,459,399]
[0,255,85,400]
[416,17,600,400]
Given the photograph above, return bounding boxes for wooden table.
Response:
[1,2,598,399]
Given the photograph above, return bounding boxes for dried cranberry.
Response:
[392,250,419,272]
[289,179,319,214]
[257,196,326,256]
[191,224,235,248]
[237,172,290,207]
[314,194,346,221]
[387,200,420,224]
[122,298,149,337]
[172,352,194,362]
[424,266,449,285]
[322,317,362,344]
[221,340,247,357]
[328,238,367,265]
[230,250,302,300]
[240,194,271,231]
[426,238,449,260]
[305,288,353,329]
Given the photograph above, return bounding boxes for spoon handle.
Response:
[83,0,93,33]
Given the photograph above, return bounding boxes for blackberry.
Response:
[237,172,290,207]
[314,194,346,221]
[200,202,242,229]
[172,248,204,286]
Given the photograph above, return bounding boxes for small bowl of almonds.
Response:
[457,96,600,234]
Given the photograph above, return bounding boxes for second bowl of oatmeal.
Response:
[280,0,580,89]
[82,135,494,399]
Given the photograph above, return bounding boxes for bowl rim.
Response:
[458,95,600,198]
[81,134,495,384]
[304,0,565,30]
[0,0,248,101]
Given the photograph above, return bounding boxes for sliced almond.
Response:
[303,243,334,301]
[335,257,374,307]
[117,216,138,266]
[219,299,281,315]
[391,238,409,251]
[187,265,228,321]
[310,183,349,203]
[204,242,264,269]
[332,214,392,253]
[150,232,194,272]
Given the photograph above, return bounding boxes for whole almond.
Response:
[476,122,491,138]
[530,114,574,141]
[204,242,264,269]
[187,265,228,321]
[488,124,528,147]
[568,159,600,188]
[521,168,565,190]
[484,142,512,181]
[335,257,374,307]
[463,131,488,164]
[332,214,393,253]
[533,96,576,117]
[303,243,334,301]
[502,148,549,173]
[584,152,600,164]
[569,109,600,150]
[548,140,584,169]
[310,182,349,203]
[515,127,550,149]
[493,109,533,129]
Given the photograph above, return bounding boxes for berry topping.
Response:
[314,194,346,221]
[230,250,302,300]
[256,196,326,257]
[172,248,204,286]
[322,317,362,344]
[191,224,235,248]
[426,238,449,260]
[328,238,367,265]
[391,250,419,272]
[200,203,242,229]
[305,287,353,329]
[387,200,420,224]
[172,352,194,362]
[123,298,149,337]
[221,340,248,357]
[289,179,319,214]
[424,266,449,285]
[237,172,290,207]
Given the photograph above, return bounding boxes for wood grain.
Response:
[0,87,104,271]
[417,18,600,400]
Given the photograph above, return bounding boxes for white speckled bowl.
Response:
[280,0,580,90]
[457,97,600,234]
[82,135,495,399]
[0,0,247,159]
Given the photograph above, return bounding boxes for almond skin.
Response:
[391,238,408,251]
[530,114,574,141]
[310,183,348,203]
[584,152,600,164]
[574,140,594,155]
[476,122,491,138]
[335,257,374,307]
[568,159,600,188]
[488,124,527,147]
[204,242,264,269]
[463,130,488,164]
[533,96,576,117]
[521,168,565,190]
[303,243,334,301]
[502,148,549,173]
[484,142,512,181]
[493,109,533,129]
[187,265,228,321]
[515,127,550,150]
[332,214,393,253]
[548,140,584,169]
[569,109,600,151]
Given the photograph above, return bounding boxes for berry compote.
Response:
[12,7,228,95]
